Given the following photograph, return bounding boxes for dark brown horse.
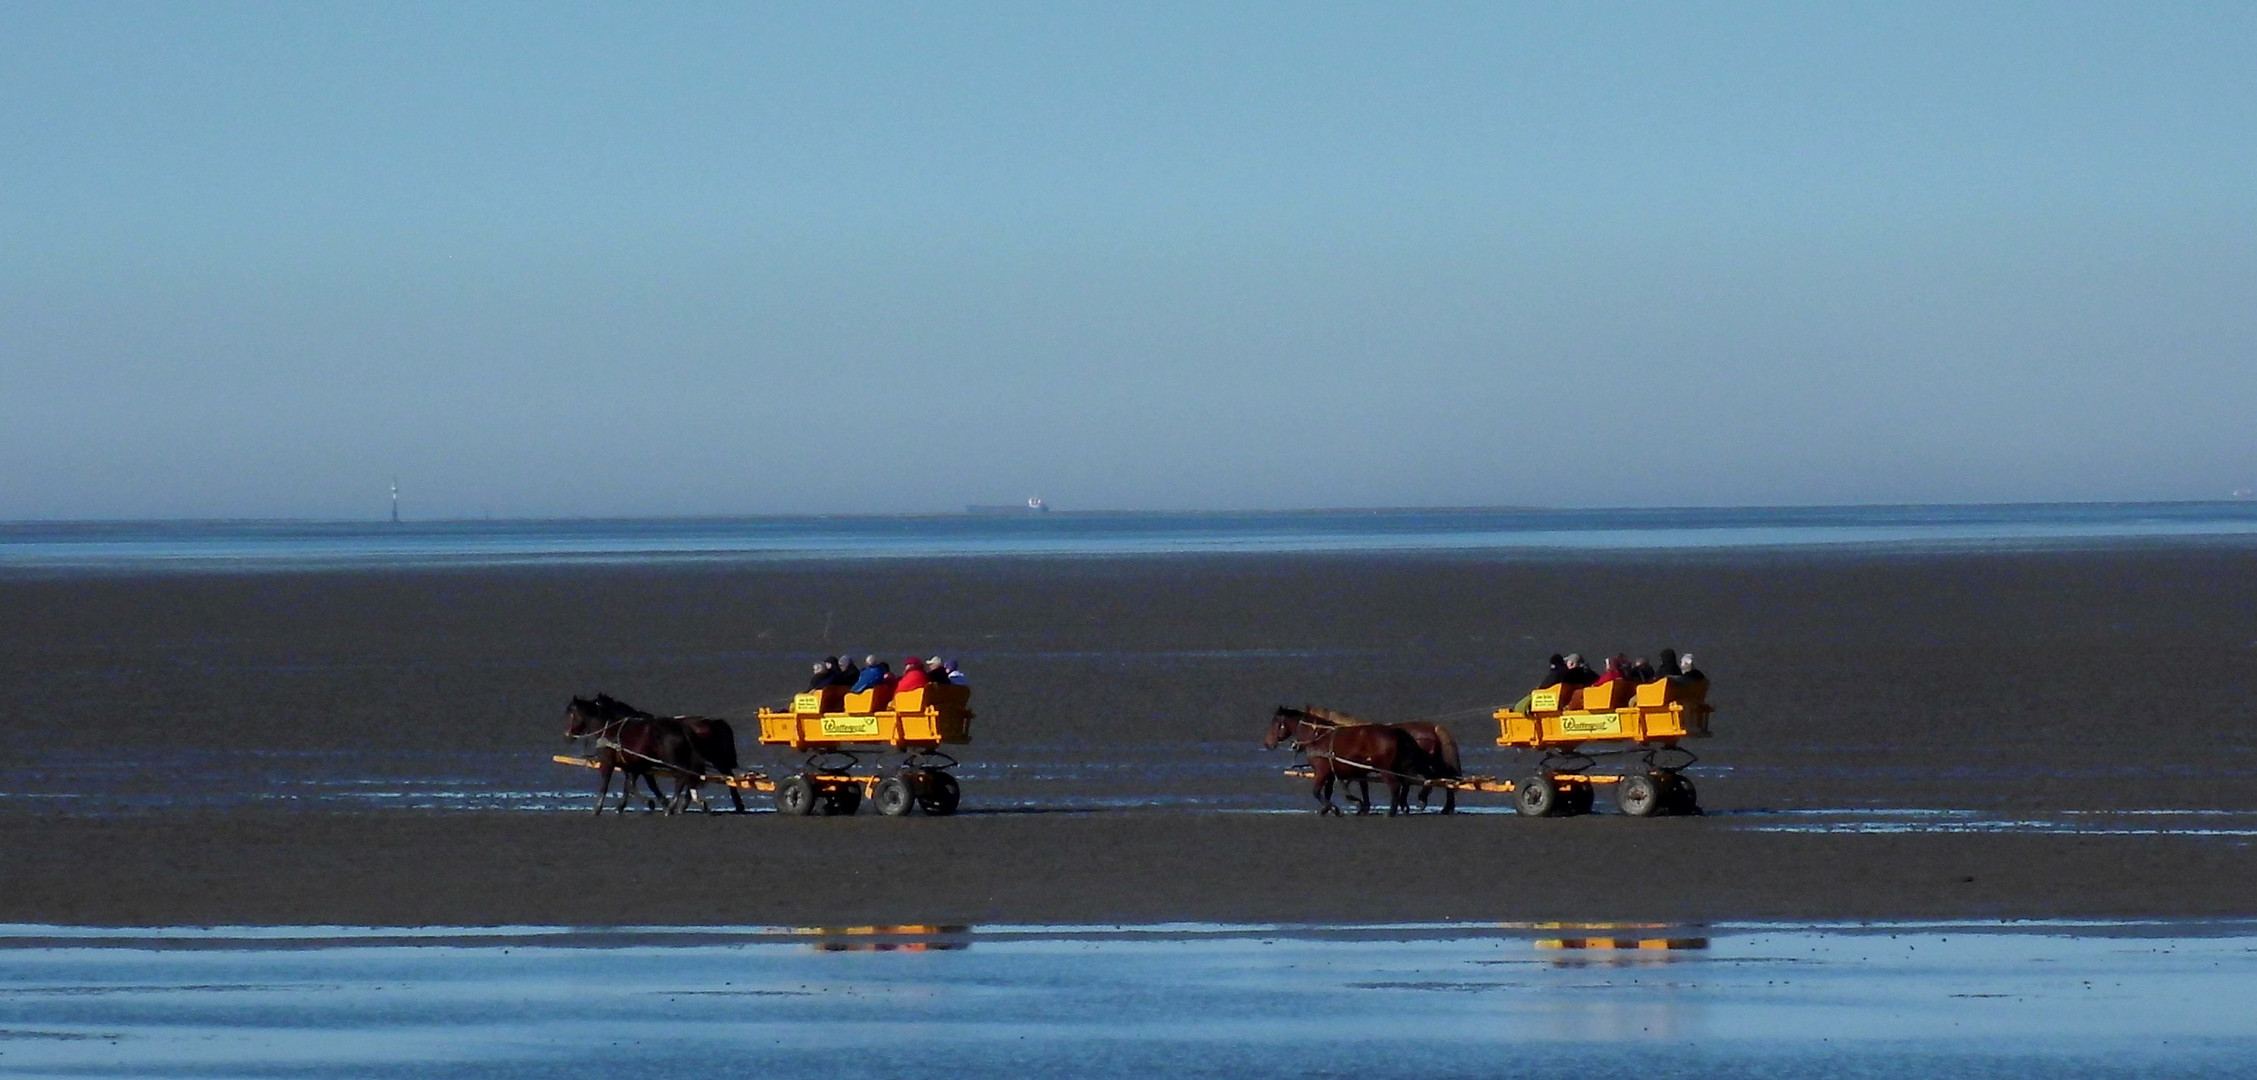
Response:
[1304,705,1462,813]
[1264,706,1422,816]
[589,693,746,813]
[563,695,712,815]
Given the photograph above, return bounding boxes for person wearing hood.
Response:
[896,656,930,693]
[944,659,969,685]
[1513,655,1568,713]
[1652,648,1680,683]
[1594,653,1632,686]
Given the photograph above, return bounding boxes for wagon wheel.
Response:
[775,776,818,816]
[825,786,863,816]
[1560,782,1595,816]
[1617,773,1664,817]
[916,771,961,816]
[875,776,917,817]
[1663,772,1699,815]
[1514,774,1559,817]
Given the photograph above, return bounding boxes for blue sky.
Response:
[3,2,2252,518]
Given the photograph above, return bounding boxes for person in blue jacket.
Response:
[850,655,890,693]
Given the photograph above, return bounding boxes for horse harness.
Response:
[579,716,708,778]
[1289,714,1444,786]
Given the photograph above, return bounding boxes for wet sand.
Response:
[4,544,2256,925]
[3,809,2254,926]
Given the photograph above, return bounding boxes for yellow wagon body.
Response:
[756,684,975,752]
[1494,678,1712,750]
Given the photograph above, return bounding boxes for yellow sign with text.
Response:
[818,716,883,739]
[1558,712,1626,737]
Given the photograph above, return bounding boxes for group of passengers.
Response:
[1544,648,1704,689]
[1511,648,1703,712]
[807,654,969,699]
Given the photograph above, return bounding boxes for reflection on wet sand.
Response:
[798,924,973,952]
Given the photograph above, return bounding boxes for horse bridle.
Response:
[1280,712,1342,754]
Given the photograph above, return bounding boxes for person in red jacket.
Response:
[1593,654,1632,686]
[895,656,930,693]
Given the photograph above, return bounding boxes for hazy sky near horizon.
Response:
[3,2,2253,519]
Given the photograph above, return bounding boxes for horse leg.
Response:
[592,763,614,816]
[728,782,747,814]
[1312,761,1337,816]
[1387,773,1408,816]
[639,770,666,813]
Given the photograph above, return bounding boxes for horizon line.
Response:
[2,497,2255,529]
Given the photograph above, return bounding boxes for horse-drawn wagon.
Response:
[1276,678,1711,817]
[754,682,973,816]
[554,683,974,817]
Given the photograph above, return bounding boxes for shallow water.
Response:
[0,922,2252,1078]
[6,502,2257,571]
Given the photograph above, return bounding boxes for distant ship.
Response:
[966,496,1050,515]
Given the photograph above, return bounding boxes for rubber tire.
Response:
[875,777,917,817]
[1665,773,1698,815]
[917,771,962,816]
[1515,774,1558,817]
[775,776,817,816]
[1618,773,1663,817]
[825,787,862,816]
[1561,783,1595,816]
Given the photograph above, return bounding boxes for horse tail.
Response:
[696,718,739,775]
[1432,724,1461,778]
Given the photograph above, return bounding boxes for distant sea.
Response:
[3,502,2255,572]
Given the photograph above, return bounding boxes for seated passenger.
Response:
[808,657,839,690]
[1649,649,1680,683]
[1674,652,1706,682]
[1512,655,1569,712]
[1560,653,1599,688]
[897,656,930,693]
[832,655,862,687]
[1593,654,1631,686]
[945,660,969,685]
[1630,657,1656,683]
[850,657,891,693]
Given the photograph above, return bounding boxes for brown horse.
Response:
[1264,706,1422,816]
[1304,705,1462,813]
[589,693,746,813]
[563,695,712,815]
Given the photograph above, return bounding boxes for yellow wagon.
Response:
[754,683,975,816]
[1488,679,1712,817]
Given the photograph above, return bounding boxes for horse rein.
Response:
[571,715,704,777]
